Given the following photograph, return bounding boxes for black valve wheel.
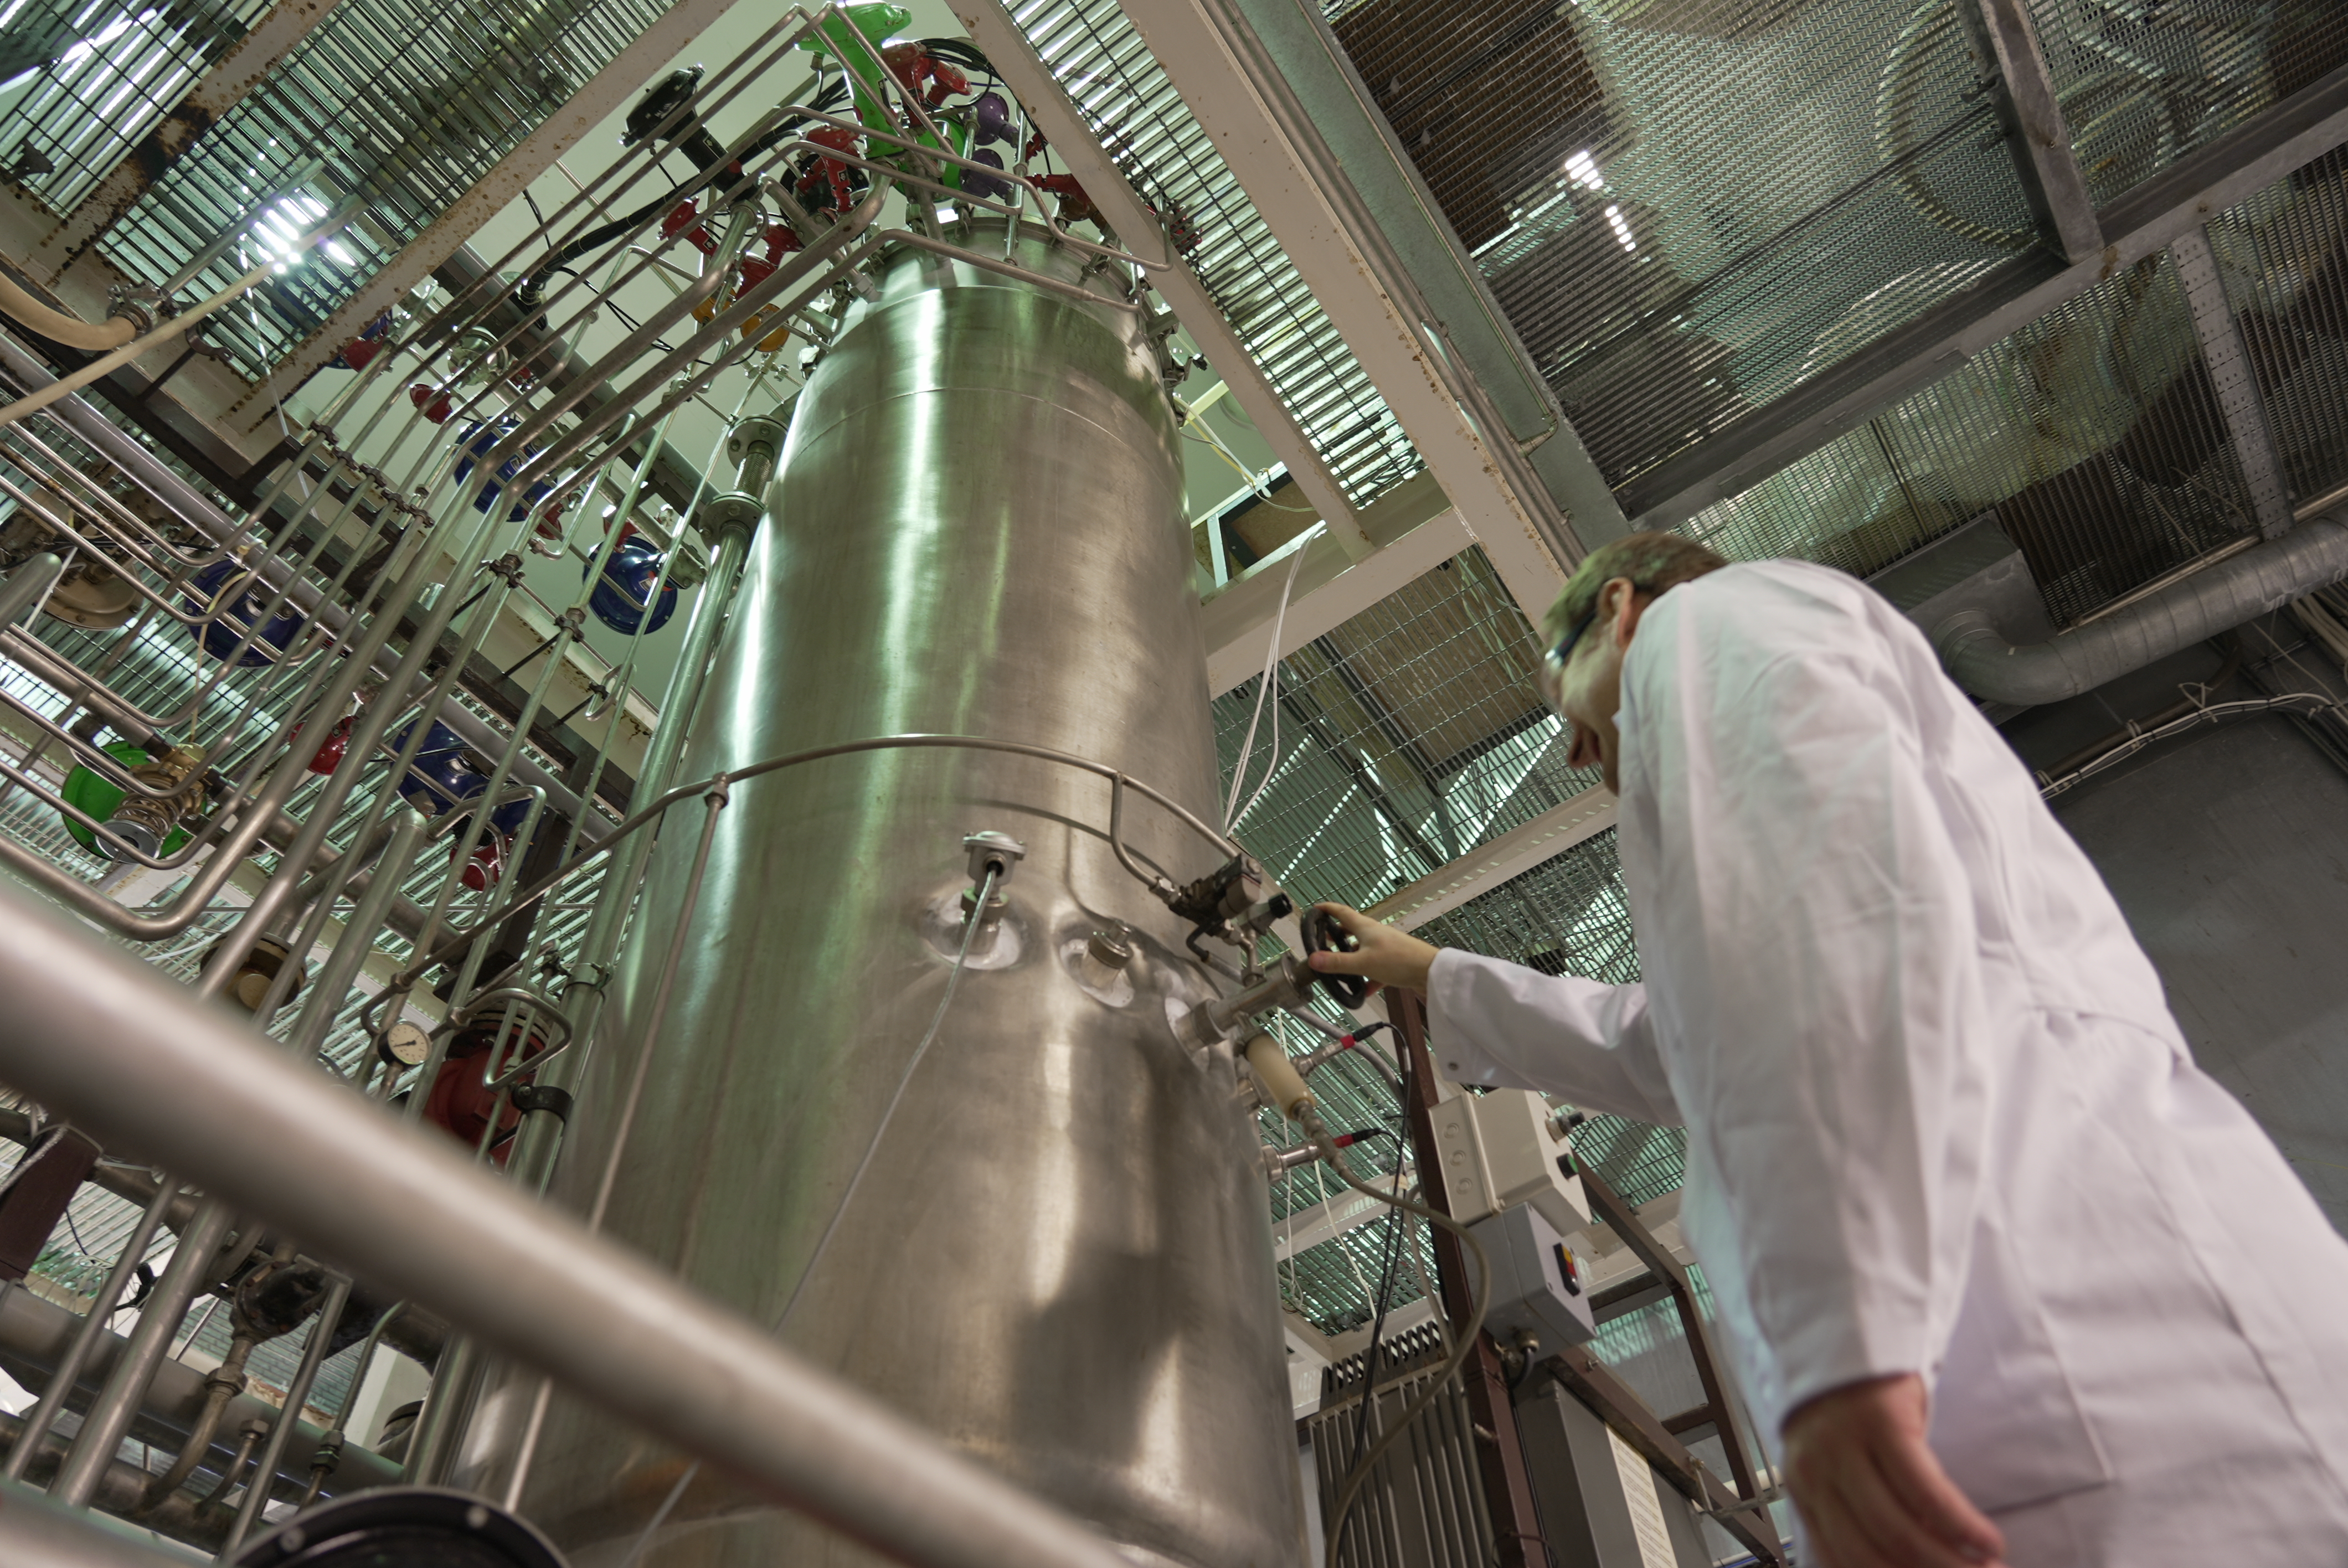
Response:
[1300,908,1369,1010]
[234,1486,569,1568]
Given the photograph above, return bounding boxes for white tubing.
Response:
[0,272,134,353]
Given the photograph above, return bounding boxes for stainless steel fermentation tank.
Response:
[489,225,1304,1565]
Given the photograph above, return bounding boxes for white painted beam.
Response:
[1204,509,1472,695]
[1367,786,1616,930]
[1115,0,1566,625]
[1273,1164,1414,1262]
[957,1,1374,560]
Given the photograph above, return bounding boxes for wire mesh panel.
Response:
[1678,243,2256,624]
[1417,829,1688,1208]
[96,0,674,379]
[1216,546,1599,911]
[2212,143,2348,512]
[2025,0,2348,210]
[1010,0,1423,508]
[0,0,279,212]
[1329,0,2037,497]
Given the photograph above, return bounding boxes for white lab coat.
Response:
[1430,561,2348,1564]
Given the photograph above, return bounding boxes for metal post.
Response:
[504,509,755,1198]
[1,1181,176,1480]
[2170,224,2295,538]
[222,1276,351,1554]
[1385,991,1545,1568]
[1959,0,2103,264]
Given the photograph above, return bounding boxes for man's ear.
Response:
[1606,576,1642,648]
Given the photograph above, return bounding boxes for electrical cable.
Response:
[1341,1138,1411,1482]
[514,80,858,313]
[614,864,1001,1568]
[1222,540,1309,833]
[1304,1105,1487,1568]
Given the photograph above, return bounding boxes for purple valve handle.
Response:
[964,148,1013,202]
[972,90,1013,147]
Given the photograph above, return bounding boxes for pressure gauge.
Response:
[378,1021,432,1068]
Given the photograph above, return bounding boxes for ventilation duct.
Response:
[1932,513,2348,705]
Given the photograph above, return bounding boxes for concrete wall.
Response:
[2006,638,2348,1231]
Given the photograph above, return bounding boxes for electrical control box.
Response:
[1468,1200,1597,1352]
[1428,1089,1590,1237]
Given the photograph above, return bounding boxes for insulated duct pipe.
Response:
[0,876,1133,1568]
[1937,515,2348,706]
[0,329,597,834]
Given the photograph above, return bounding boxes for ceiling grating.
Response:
[1213,545,1598,913]
[1679,142,2348,622]
[0,0,279,211]
[2026,0,2348,210]
[1008,0,1424,508]
[1330,0,2037,498]
[2214,154,2348,510]
[91,0,674,380]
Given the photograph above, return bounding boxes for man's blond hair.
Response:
[1541,531,1731,649]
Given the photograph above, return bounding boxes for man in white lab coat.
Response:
[1310,533,2348,1568]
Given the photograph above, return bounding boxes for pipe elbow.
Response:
[1933,606,2086,708]
[1937,516,2348,708]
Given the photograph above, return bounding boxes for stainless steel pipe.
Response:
[0,1283,403,1501]
[0,874,1135,1568]
[505,222,1300,1565]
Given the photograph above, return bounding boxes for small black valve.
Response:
[1299,907,1368,1010]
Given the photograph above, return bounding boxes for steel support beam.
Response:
[2170,224,2294,537]
[1961,0,2101,264]
[1366,785,1615,930]
[1620,63,2348,532]
[1105,0,1573,621]
[956,1,1375,561]
[1207,513,1470,694]
[1218,0,1627,551]
[29,0,349,280]
[1204,472,1469,694]
[0,879,1131,1568]
[226,0,749,433]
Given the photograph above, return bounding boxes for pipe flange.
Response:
[104,284,164,338]
[725,414,786,467]
[694,490,763,544]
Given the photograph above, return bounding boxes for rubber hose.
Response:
[0,271,135,352]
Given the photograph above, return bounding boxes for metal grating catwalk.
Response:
[2025,0,2348,209]
[0,0,279,210]
[2214,150,2348,512]
[1681,239,2259,625]
[1011,0,1424,507]
[92,0,675,379]
[1330,0,2037,497]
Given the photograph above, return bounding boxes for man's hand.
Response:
[1305,902,1440,994]
[1781,1374,2006,1568]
